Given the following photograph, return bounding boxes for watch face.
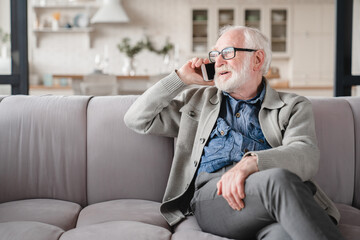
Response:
[74,13,89,28]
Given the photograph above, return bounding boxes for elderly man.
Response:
[124,26,344,239]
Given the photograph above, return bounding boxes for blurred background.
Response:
[0,0,359,97]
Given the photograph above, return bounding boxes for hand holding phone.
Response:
[177,57,214,86]
[201,62,215,81]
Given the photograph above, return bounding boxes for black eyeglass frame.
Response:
[208,47,257,63]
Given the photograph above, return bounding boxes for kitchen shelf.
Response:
[271,37,287,42]
[31,1,98,48]
[33,27,94,48]
[32,2,99,9]
[33,27,93,33]
[271,21,287,26]
[192,37,207,42]
[193,20,207,25]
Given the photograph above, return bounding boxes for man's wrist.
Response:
[244,153,259,171]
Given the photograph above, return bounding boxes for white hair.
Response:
[219,25,272,75]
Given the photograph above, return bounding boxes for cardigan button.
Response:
[189,111,196,117]
[200,138,206,144]
[194,161,198,167]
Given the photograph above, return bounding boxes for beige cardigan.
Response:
[124,71,340,226]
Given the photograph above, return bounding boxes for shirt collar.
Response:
[222,81,266,106]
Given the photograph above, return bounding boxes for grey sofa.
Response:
[0,94,359,240]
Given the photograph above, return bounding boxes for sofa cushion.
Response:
[0,199,81,231]
[338,224,360,240]
[310,98,355,205]
[173,216,233,240]
[336,203,360,227]
[76,199,170,231]
[335,203,360,240]
[0,95,91,206]
[60,221,171,240]
[0,221,64,240]
[86,96,173,204]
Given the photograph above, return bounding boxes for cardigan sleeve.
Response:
[244,97,320,181]
[124,71,188,138]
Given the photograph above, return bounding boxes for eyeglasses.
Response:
[208,47,257,63]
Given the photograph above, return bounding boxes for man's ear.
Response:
[253,50,265,71]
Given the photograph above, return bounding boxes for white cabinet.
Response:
[192,9,209,53]
[270,9,288,53]
[190,5,290,58]
[244,9,261,30]
[32,2,99,48]
[291,3,335,86]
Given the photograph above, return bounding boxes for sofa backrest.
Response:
[310,97,360,207]
[343,97,360,209]
[0,95,90,207]
[86,96,174,205]
[1,95,358,210]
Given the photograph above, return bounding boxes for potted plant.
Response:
[117,38,145,76]
[0,28,10,59]
[145,37,174,73]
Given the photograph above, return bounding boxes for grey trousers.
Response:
[190,167,344,240]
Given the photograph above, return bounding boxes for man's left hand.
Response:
[216,155,259,211]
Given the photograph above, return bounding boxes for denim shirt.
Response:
[197,83,271,175]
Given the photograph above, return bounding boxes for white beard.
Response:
[214,57,252,93]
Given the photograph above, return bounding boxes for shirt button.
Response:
[244,148,249,153]
[200,138,206,144]
[259,139,264,143]
[220,130,225,135]
[189,111,196,117]
[235,112,240,118]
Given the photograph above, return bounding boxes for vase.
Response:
[161,54,171,74]
[122,57,136,76]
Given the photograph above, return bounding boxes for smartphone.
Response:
[201,62,215,81]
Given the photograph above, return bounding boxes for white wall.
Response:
[0,0,10,32]
[0,0,11,94]
[353,0,360,75]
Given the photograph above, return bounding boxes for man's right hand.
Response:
[176,57,215,86]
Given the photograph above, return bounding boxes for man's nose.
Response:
[215,55,226,68]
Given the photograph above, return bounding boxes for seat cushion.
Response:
[76,199,170,231]
[336,203,360,240]
[338,224,360,240]
[0,221,64,240]
[0,199,81,230]
[173,216,233,240]
[336,203,360,226]
[60,221,171,240]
